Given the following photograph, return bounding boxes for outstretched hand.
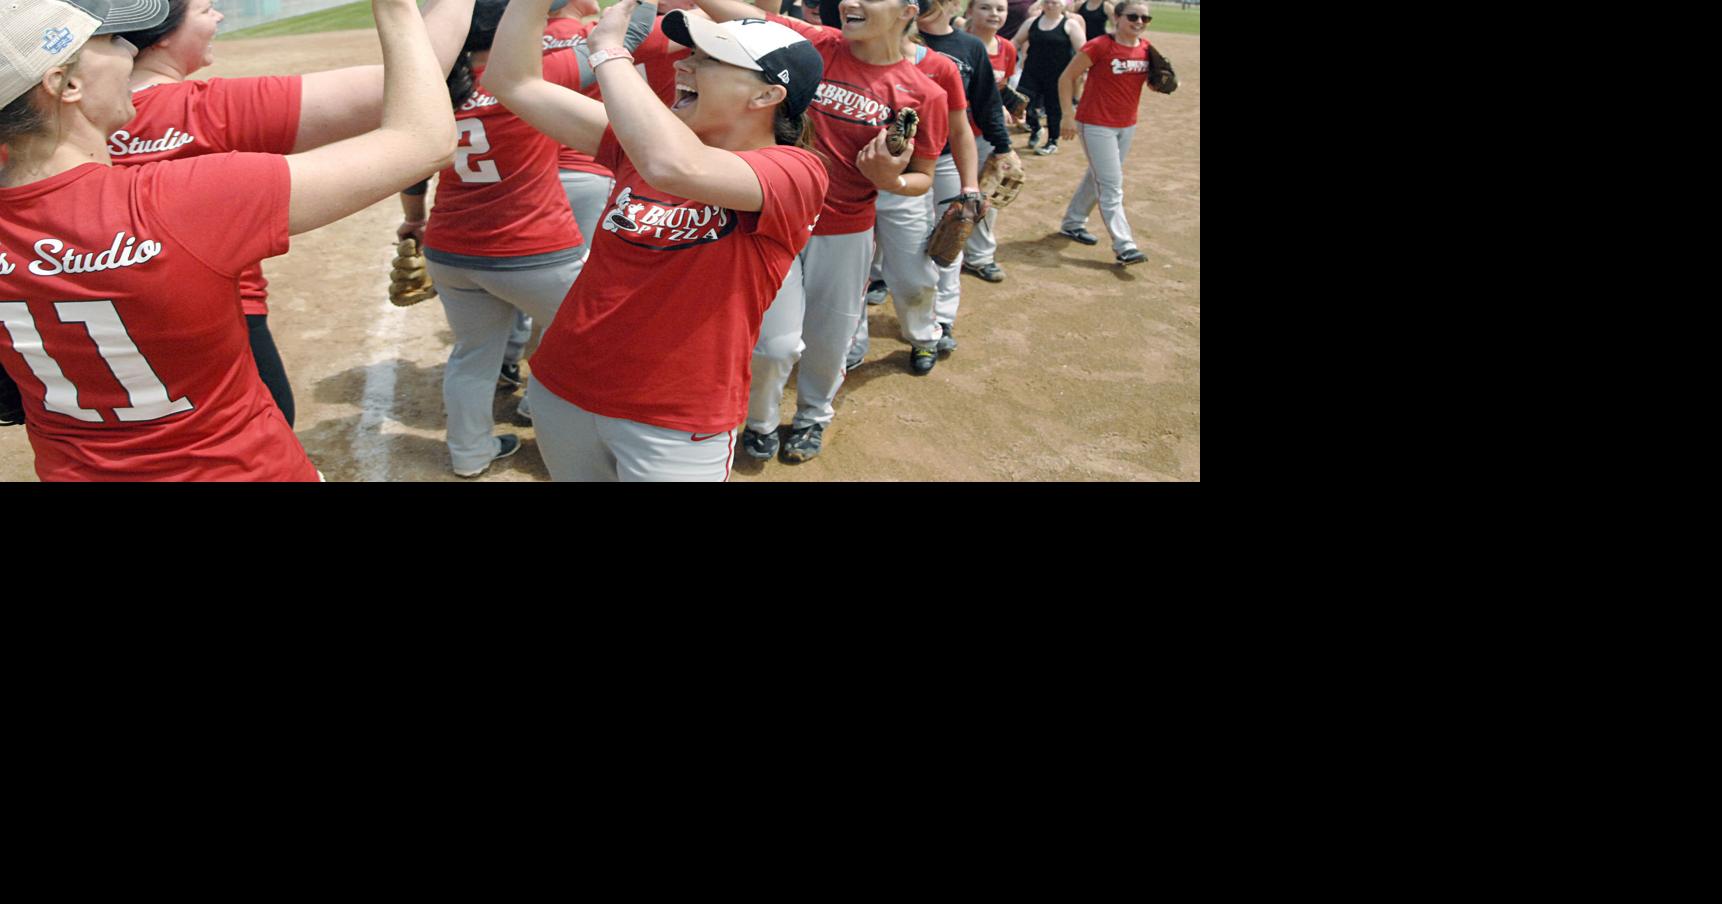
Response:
[589,0,639,49]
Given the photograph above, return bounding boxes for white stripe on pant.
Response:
[428,257,582,473]
[529,382,736,482]
[1062,121,1139,256]
[748,230,873,432]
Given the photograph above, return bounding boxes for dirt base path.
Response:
[1,29,1199,482]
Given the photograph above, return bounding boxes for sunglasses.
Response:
[1121,13,1151,22]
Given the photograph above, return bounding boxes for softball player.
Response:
[848,21,967,377]
[710,0,948,464]
[0,0,454,481]
[487,0,827,481]
[961,0,1019,282]
[1056,0,1153,266]
[108,0,476,428]
[409,0,652,478]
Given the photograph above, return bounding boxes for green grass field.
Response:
[222,1,1198,40]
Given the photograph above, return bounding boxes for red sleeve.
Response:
[204,76,303,154]
[739,146,828,245]
[931,56,967,112]
[768,11,842,53]
[543,48,585,90]
[595,126,622,173]
[1003,41,1019,79]
[142,153,291,278]
[633,17,668,63]
[1079,36,1108,60]
[911,85,948,162]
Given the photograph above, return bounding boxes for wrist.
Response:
[401,218,427,227]
[961,184,979,194]
[590,46,634,69]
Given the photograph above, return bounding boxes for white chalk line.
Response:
[352,242,409,482]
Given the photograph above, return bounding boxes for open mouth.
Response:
[673,84,698,111]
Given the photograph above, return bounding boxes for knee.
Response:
[754,331,803,368]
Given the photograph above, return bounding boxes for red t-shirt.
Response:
[543,17,611,178]
[0,155,318,481]
[1075,35,1152,128]
[988,35,1019,86]
[425,58,585,260]
[632,16,693,108]
[915,44,968,155]
[113,77,303,317]
[771,14,949,235]
[531,130,827,434]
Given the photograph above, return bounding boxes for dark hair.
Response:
[119,0,190,52]
[774,106,816,151]
[447,0,511,110]
[1114,0,1151,17]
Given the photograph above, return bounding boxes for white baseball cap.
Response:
[661,10,824,119]
[2,0,170,108]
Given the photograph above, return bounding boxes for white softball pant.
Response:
[1062,122,1140,256]
[964,144,1000,267]
[428,257,582,474]
[850,185,944,364]
[748,230,871,433]
[528,383,736,482]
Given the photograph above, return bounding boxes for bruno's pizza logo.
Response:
[1111,58,1149,75]
[601,186,736,251]
[812,80,896,127]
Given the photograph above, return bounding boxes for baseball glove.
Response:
[0,368,24,427]
[885,106,919,156]
[1147,44,1179,95]
[998,84,1028,117]
[926,191,986,268]
[978,153,1024,210]
[389,236,437,307]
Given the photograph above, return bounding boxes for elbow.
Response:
[635,155,701,197]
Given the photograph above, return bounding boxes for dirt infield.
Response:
[0,28,1199,482]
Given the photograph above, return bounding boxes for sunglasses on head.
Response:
[1121,12,1150,22]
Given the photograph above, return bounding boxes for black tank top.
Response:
[1077,1,1110,42]
[1025,14,1074,76]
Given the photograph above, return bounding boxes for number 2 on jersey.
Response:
[454,119,501,183]
[0,300,194,423]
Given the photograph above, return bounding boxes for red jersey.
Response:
[632,16,693,108]
[0,155,318,482]
[1075,35,1152,128]
[113,76,303,317]
[915,44,967,156]
[770,14,949,235]
[543,16,610,178]
[987,35,1019,87]
[531,130,827,434]
[425,57,586,260]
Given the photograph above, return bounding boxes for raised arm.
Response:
[291,0,475,153]
[482,0,609,156]
[286,0,457,235]
[699,0,775,23]
[1055,48,1090,141]
[587,0,769,210]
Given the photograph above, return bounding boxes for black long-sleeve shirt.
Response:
[919,27,1013,158]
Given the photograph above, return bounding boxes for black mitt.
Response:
[1147,44,1179,94]
[999,84,1028,117]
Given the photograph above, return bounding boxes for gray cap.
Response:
[1,0,169,106]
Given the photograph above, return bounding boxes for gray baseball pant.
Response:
[747,230,872,432]
[931,152,965,326]
[528,382,736,482]
[850,187,943,364]
[428,257,582,473]
[1062,122,1140,256]
[964,144,1000,266]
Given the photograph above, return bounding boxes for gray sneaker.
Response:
[454,433,521,478]
[741,427,779,461]
[936,322,957,354]
[780,423,825,462]
[864,279,888,306]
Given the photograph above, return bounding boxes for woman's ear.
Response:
[41,65,82,106]
[751,82,788,112]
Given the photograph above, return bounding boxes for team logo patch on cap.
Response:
[43,27,75,54]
